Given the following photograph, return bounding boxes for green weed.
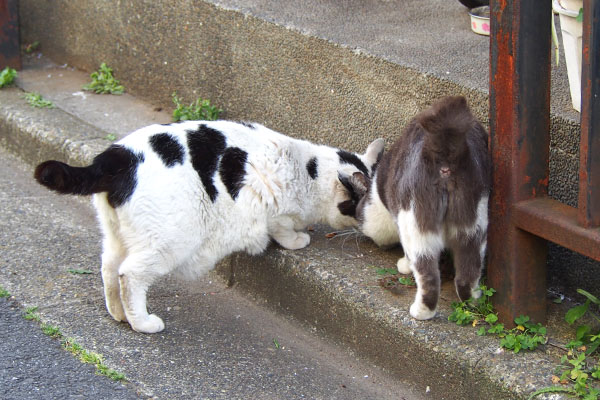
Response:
[104,133,117,141]
[24,92,54,108]
[62,337,126,381]
[41,323,62,338]
[24,41,40,54]
[550,289,600,399]
[376,267,399,276]
[171,92,222,122]
[0,67,17,88]
[0,286,10,298]
[21,303,126,381]
[449,285,547,353]
[24,306,40,322]
[372,265,416,289]
[83,63,124,95]
[67,268,94,275]
[518,288,600,399]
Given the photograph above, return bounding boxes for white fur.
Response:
[94,121,383,333]
[359,175,400,247]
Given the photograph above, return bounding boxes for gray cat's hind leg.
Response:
[450,234,485,302]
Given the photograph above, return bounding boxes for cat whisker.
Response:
[338,228,366,258]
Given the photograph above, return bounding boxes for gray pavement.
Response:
[0,296,140,400]
[0,55,584,399]
[0,146,420,399]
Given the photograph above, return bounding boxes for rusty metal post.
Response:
[579,0,600,228]
[0,0,21,70]
[488,0,551,324]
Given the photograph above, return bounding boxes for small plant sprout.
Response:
[171,92,223,122]
[62,337,126,381]
[273,338,281,349]
[449,285,547,353]
[104,133,117,141]
[24,41,40,54]
[83,63,124,95]
[0,67,17,88]
[0,286,10,298]
[24,306,40,322]
[67,268,94,275]
[19,302,126,382]
[41,324,61,338]
[372,265,416,289]
[24,92,55,108]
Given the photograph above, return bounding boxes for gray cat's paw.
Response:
[409,301,436,320]
[396,257,412,274]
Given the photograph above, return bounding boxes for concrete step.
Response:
[0,57,584,400]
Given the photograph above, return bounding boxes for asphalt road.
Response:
[0,146,422,399]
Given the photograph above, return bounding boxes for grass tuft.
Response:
[24,92,55,108]
[171,92,222,122]
[83,63,124,95]
[0,67,17,88]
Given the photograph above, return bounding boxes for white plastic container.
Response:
[469,6,490,36]
[553,0,583,112]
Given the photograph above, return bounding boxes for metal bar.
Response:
[488,0,551,325]
[578,0,600,227]
[0,0,21,70]
[514,198,600,261]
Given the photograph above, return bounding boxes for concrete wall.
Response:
[18,1,488,152]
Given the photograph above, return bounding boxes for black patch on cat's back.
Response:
[337,150,369,176]
[306,157,318,179]
[187,125,227,202]
[100,145,145,208]
[219,147,248,200]
[149,133,184,167]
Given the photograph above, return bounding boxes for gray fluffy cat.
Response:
[341,96,491,319]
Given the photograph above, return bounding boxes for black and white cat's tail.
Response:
[34,144,139,197]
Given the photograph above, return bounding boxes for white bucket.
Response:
[553,0,583,112]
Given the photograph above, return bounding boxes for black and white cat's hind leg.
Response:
[269,216,311,250]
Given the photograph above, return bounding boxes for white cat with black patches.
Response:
[35,120,384,333]
[342,96,491,320]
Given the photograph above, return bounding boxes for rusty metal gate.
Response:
[488,0,600,324]
[0,0,21,70]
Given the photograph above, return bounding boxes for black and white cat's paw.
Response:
[275,231,311,250]
[396,257,412,274]
[106,301,127,323]
[130,314,165,334]
[409,301,437,320]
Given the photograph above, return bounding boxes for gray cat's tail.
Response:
[34,144,140,198]
[417,96,473,150]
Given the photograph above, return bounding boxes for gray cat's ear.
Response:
[364,138,385,165]
[338,171,369,199]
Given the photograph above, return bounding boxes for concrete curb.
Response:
[0,82,568,399]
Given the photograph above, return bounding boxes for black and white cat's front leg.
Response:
[397,210,444,320]
[268,216,311,250]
